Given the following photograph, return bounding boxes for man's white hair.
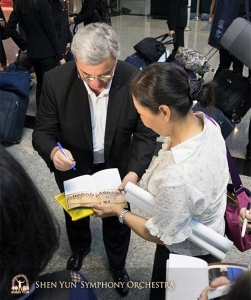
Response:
[71,23,120,65]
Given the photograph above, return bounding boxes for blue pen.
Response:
[57,142,76,170]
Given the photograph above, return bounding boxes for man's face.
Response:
[75,55,117,95]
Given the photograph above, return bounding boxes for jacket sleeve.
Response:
[6,11,27,50]
[74,0,99,25]
[127,116,158,179]
[32,72,61,171]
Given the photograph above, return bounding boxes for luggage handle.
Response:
[155,33,176,45]
[14,50,30,72]
[204,47,218,61]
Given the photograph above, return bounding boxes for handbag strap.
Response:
[205,115,244,195]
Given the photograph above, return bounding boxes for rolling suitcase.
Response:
[0,89,29,143]
[221,17,251,69]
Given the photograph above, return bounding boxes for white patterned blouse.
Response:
[140,112,229,256]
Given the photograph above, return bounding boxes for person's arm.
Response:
[91,202,164,244]
[70,0,99,25]
[32,73,62,170]
[5,11,27,50]
[199,277,231,300]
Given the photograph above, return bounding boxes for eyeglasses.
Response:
[77,70,113,82]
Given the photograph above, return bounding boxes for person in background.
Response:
[209,0,216,22]
[49,0,72,59]
[0,145,97,300]
[90,62,229,300]
[0,6,7,69]
[68,0,111,28]
[32,22,157,297]
[6,0,65,108]
[166,0,188,62]
[213,0,251,78]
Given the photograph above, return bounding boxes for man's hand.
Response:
[118,171,138,191]
[239,207,251,232]
[69,17,75,24]
[50,146,76,171]
[199,277,231,300]
[168,30,175,37]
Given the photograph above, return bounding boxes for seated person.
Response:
[0,145,97,300]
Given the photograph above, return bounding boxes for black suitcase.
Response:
[0,89,29,143]
[193,102,235,139]
[214,69,251,124]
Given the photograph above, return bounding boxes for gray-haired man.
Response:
[32,23,157,296]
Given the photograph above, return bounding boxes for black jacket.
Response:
[167,0,188,30]
[6,0,63,60]
[32,60,158,191]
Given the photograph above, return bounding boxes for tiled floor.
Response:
[2,9,251,300]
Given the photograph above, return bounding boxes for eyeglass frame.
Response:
[77,62,116,82]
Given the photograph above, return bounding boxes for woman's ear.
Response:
[159,105,171,122]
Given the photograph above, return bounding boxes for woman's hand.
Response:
[90,203,124,219]
[199,277,231,300]
[239,207,251,232]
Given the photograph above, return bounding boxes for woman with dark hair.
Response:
[6,0,65,108]
[0,145,97,300]
[90,62,229,299]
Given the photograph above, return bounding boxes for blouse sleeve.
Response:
[145,179,207,246]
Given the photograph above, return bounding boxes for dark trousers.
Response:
[214,49,243,78]
[149,244,220,300]
[64,163,131,271]
[30,56,57,108]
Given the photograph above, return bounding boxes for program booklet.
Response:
[165,254,250,300]
[63,168,128,209]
